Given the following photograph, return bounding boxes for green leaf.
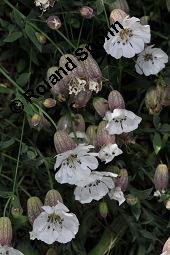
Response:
[159,124,170,132]
[0,139,15,150]
[153,132,162,154]
[16,73,31,87]
[131,202,141,221]
[25,23,42,52]
[4,31,23,42]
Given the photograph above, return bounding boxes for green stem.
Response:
[101,0,109,28]
[77,18,84,48]
[56,30,76,49]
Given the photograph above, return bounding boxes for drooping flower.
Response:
[153,164,169,197]
[161,237,170,255]
[54,144,98,185]
[104,109,142,135]
[104,16,150,59]
[80,6,93,19]
[98,144,123,163]
[74,171,117,203]
[54,130,98,185]
[0,245,24,255]
[135,45,168,76]
[34,0,56,12]
[108,186,126,205]
[30,202,79,244]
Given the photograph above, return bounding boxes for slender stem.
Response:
[101,0,109,28]
[3,198,11,217]
[56,30,76,49]
[77,18,84,48]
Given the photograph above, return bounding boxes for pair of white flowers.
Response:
[0,245,23,255]
[54,143,125,205]
[104,16,168,76]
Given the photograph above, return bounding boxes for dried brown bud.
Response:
[47,16,61,30]
[86,125,97,146]
[99,201,108,218]
[93,97,109,117]
[108,90,125,111]
[27,197,43,225]
[154,164,169,191]
[44,189,63,207]
[54,130,76,153]
[110,9,128,24]
[80,6,93,19]
[115,169,128,191]
[145,86,162,114]
[0,217,12,246]
[43,98,56,108]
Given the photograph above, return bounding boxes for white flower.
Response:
[104,16,150,59]
[104,109,142,135]
[108,187,125,205]
[30,202,79,244]
[34,0,56,12]
[0,245,24,255]
[135,45,168,76]
[153,189,165,197]
[89,80,100,93]
[54,144,99,185]
[98,144,123,163]
[74,171,117,203]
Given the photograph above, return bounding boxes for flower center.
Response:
[69,77,86,95]
[144,53,153,61]
[113,116,127,130]
[119,28,132,40]
[47,213,61,223]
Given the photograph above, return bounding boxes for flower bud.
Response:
[162,238,170,254]
[71,90,92,108]
[110,9,128,24]
[35,32,46,44]
[110,0,129,14]
[154,164,169,191]
[46,248,58,255]
[108,90,125,111]
[96,121,115,148]
[115,169,128,191]
[58,115,72,132]
[47,16,61,30]
[86,125,97,146]
[30,114,42,127]
[165,199,170,210]
[93,97,109,117]
[54,130,76,153]
[27,197,43,225]
[140,16,150,25]
[43,98,56,108]
[73,114,85,132]
[145,86,162,114]
[44,189,63,207]
[80,6,93,19]
[0,217,12,246]
[126,195,138,205]
[99,201,108,218]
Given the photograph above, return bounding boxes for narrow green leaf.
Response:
[25,23,42,52]
[16,73,31,87]
[153,132,162,154]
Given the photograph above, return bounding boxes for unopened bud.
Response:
[43,98,56,108]
[35,32,46,44]
[110,0,129,14]
[73,114,85,132]
[108,90,125,111]
[31,114,42,127]
[93,97,109,117]
[47,16,61,30]
[99,201,108,218]
[110,9,128,24]
[145,86,162,114]
[115,169,128,191]
[71,90,92,108]
[54,130,76,153]
[165,199,170,210]
[0,217,12,246]
[96,121,115,148]
[86,125,97,146]
[126,195,138,205]
[162,238,170,254]
[154,164,169,191]
[44,189,63,207]
[27,197,43,225]
[58,115,72,132]
[80,6,93,19]
[46,248,58,255]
